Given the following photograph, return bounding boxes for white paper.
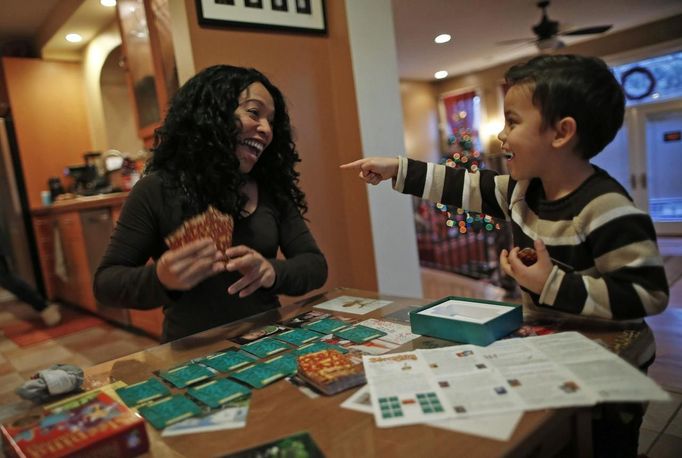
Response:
[313,295,392,315]
[429,411,523,441]
[340,385,374,414]
[361,332,670,430]
[161,402,249,436]
[417,299,514,324]
[358,318,420,345]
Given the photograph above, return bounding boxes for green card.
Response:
[138,394,202,430]
[335,324,387,343]
[274,328,322,347]
[303,317,352,334]
[115,377,171,408]
[200,349,256,373]
[158,363,215,388]
[241,337,291,358]
[295,341,349,356]
[263,353,299,376]
[187,378,251,409]
[230,363,287,389]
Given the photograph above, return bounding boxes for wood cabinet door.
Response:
[55,211,97,311]
[129,308,164,339]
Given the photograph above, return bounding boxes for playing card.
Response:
[274,328,323,347]
[138,394,202,430]
[230,363,287,389]
[240,337,291,358]
[334,325,387,344]
[187,378,251,409]
[158,363,215,388]
[165,205,234,252]
[115,377,171,408]
[199,349,256,373]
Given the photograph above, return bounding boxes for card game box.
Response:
[409,296,522,346]
[1,391,149,458]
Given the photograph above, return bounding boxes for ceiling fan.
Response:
[498,1,613,51]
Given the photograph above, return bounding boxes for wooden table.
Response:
[66,287,623,458]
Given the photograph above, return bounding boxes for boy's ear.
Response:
[551,117,578,149]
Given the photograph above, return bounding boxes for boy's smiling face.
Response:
[497,84,556,182]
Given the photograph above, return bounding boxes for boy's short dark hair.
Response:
[505,54,625,160]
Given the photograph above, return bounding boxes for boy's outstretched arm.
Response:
[340,157,399,185]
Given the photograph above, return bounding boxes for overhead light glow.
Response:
[434,70,448,80]
[101,0,117,7]
[65,33,83,43]
[434,34,451,44]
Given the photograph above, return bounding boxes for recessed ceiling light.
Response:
[65,33,83,43]
[434,34,451,44]
[101,0,117,6]
[434,70,448,79]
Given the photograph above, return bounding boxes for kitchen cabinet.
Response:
[116,0,178,147]
[31,193,163,340]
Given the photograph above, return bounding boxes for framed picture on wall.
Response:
[196,0,327,34]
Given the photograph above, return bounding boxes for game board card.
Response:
[303,317,352,334]
[138,394,202,430]
[187,378,251,409]
[230,363,287,389]
[295,341,349,356]
[199,349,256,373]
[220,431,324,458]
[334,325,387,344]
[279,310,330,328]
[263,353,299,376]
[297,349,366,395]
[165,205,234,252]
[115,377,171,408]
[274,328,323,347]
[158,363,214,388]
[240,337,291,358]
[313,295,392,315]
[230,325,288,345]
[357,318,419,345]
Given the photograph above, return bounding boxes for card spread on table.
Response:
[313,295,393,315]
[263,353,299,376]
[241,337,291,358]
[279,310,331,328]
[334,324,387,343]
[295,341,349,356]
[158,363,215,388]
[187,378,251,409]
[230,363,287,389]
[138,394,202,430]
[115,377,171,408]
[274,328,323,346]
[230,325,288,345]
[303,317,352,334]
[200,349,256,373]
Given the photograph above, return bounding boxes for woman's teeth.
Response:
[241,139,264,154]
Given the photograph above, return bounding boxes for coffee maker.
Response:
[65,152,111,195]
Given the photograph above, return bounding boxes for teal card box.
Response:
[409,296,522,346]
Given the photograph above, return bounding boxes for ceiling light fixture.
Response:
[434,70,448,80]
[100,0,117,6]
[434,34,451,44]
[65,33,83,43]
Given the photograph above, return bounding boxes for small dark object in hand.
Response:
[518,247,538,266]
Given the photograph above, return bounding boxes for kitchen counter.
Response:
[30,192,129,216]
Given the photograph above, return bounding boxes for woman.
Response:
[94,65,327,342]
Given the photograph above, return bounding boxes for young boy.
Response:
[342,54,668,457]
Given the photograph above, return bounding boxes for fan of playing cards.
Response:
[165,206,234,252]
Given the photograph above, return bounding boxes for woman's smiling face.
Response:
[234,82,275,174]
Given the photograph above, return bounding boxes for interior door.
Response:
[593,99,682,236]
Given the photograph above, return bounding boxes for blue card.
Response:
[241,337,291,358]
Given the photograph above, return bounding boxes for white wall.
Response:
[344,0,422,297]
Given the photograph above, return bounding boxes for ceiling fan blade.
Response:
[496,37,535,46]
[561,25,612,36]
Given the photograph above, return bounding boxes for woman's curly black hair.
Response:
[145,65,307,219]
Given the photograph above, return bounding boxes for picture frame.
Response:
[196,0,327,35]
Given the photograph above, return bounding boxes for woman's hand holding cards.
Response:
[225,245,276,298]
[499,239,553,295]
[157,238,226,290]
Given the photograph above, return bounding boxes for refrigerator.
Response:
[0,114,45,298]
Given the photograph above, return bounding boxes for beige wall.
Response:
[177,0,378,295]
[400,81,440,162]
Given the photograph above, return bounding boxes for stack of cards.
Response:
[165,205,234,252]
[297,349,366,395]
